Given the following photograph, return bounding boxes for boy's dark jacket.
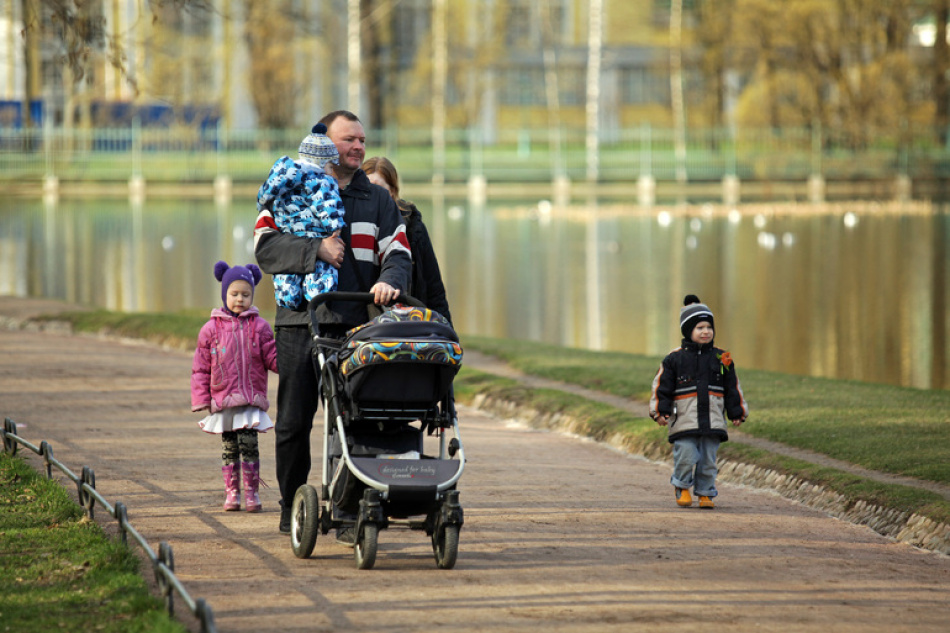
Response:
[649,339,749,444]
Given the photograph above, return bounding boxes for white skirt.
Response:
[198,405,274,434]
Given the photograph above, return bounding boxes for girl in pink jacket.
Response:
[191,261,278,512]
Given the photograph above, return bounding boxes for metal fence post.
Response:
[39,440,53,478]
[79,465,97,518]
[158,541,176,615]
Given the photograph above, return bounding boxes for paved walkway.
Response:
[3,296,950,633]
[3,296,949,503]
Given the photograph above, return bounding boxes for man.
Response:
[254,110,412,536]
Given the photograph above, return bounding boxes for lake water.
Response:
[1,195,947,390]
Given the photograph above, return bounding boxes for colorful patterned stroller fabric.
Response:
[336,305,462,407]
[341,306,462,378]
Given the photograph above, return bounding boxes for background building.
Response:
[0,0,695,135]
[1,0,947,191]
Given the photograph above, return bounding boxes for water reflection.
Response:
[0,197,946,390]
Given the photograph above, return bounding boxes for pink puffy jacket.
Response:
[191,306,278,413]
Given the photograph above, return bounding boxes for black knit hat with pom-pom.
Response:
[679,294,714,338]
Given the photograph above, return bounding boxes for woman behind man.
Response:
[362,156,452,324]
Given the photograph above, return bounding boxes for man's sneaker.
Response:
[675,488,693,507]
[335,526,356,547]
[698,495,715,509]
[279,505,291,535]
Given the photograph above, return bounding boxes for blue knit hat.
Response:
[215,261,262,307]
[298,123,339,169]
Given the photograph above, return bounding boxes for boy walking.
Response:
[649,295,748,509]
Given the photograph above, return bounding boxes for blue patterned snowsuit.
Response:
[256,156,345,309]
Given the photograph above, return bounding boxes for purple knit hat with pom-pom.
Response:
[214,260,262,307]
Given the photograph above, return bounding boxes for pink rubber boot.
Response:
[222,464,241,511]
[242,461,262,513]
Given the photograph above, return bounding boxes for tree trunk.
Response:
[670,0,686,184]
[347,0,361,115]
[585,0,603,183]
[934,0,950,145]
[432,0,446,184]
[364,0,385,130]
[21,0,41,131]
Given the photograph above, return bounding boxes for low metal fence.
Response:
[1,124,946,187]
[1,416,217,633]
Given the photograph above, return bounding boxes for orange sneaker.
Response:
[675,488,692,507]
[698,495,715,509]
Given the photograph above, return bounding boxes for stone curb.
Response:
[471,393,950,557]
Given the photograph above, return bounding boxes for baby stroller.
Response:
[289,291,465,570]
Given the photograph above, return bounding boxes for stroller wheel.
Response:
[432,524,459,570]
[354,523,378,570]
[290,485,319,559]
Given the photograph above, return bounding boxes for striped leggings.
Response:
[221,429,260,465]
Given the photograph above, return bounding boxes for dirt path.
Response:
[2,299,950,633]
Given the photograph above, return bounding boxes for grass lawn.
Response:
[0,451,187,633]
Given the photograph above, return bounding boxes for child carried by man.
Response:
[254,123,345,308]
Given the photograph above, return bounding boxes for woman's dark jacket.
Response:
[397,198,452,324]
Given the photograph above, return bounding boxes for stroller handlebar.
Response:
[307,291,427,312]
